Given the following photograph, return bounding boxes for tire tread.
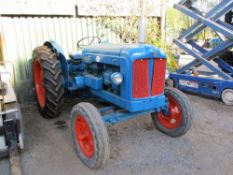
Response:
[70,102,110,169]
[33,46,64,118]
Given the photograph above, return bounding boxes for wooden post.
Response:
[0,29,4,61]
[160,0,166,42]
[138,0,146,43]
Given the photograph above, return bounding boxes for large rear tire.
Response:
[151,87,193,137]
[33,46,64,118]
[70,102,110,169]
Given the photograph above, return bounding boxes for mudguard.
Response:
[44,40,69,88]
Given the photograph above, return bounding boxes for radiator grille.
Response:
[152,59,166,96]
[132,59,150,98]
[132,58,166,98]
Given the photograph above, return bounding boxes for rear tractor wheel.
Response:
[151,87,193,137]
[33,46,64,118]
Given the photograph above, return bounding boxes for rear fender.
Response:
[44,41,69,88]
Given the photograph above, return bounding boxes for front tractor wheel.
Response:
[33,46,64,118]
[70,102,110,169]
[151,87,193,137]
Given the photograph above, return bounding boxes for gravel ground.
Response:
[0,93,233,175]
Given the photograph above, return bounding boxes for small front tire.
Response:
[70,102,110,169]
[151,87,193,137]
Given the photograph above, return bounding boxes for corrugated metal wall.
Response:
[0,0,74,16]
[0,16,158,102]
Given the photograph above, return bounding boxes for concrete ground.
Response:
[0,93,233,175]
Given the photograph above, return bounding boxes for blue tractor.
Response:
[32,37,193,169]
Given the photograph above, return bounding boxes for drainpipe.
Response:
[138,0,146,43]
[0,16,4,62]
[160,0,166,42]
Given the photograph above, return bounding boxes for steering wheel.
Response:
[77,36,101,49]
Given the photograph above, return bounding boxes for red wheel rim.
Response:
[157,95,182,129]
[33,59,46,108]
[75,115,95,158]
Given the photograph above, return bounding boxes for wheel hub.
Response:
[157,95,182,129]
[75,115,94,158]
[170,118,176,124]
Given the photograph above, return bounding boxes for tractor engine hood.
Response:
[82,44,166,64]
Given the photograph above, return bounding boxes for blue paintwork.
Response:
[70,52,82,60]
[70,76,85,90]
[170,73,233,98]
[103,109,156,125]
[103,71,112,85]
[91,89,166,112]
[215,59,233,75]
[84,75,103,90]
[98,101,167,125]
[98,106,115,113]
[42,41,168,124]
[172,0,233,100]
[44,41,69,87]
[80,44,166,102]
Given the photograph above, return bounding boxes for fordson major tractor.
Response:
[32,37,193,169]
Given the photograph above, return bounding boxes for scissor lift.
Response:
[170,0,233,105]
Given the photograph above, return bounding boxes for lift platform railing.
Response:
[173,0,233,80]
[169,0,233,105]
[177,0,233,41]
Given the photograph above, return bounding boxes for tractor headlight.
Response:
[111,72,123,85]
[165,69,169,79]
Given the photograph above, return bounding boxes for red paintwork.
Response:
[75,115,95,158]
[157,95,182,129]
[132,59,150,98]
[33,59,46,108]
[152,59,166,96]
